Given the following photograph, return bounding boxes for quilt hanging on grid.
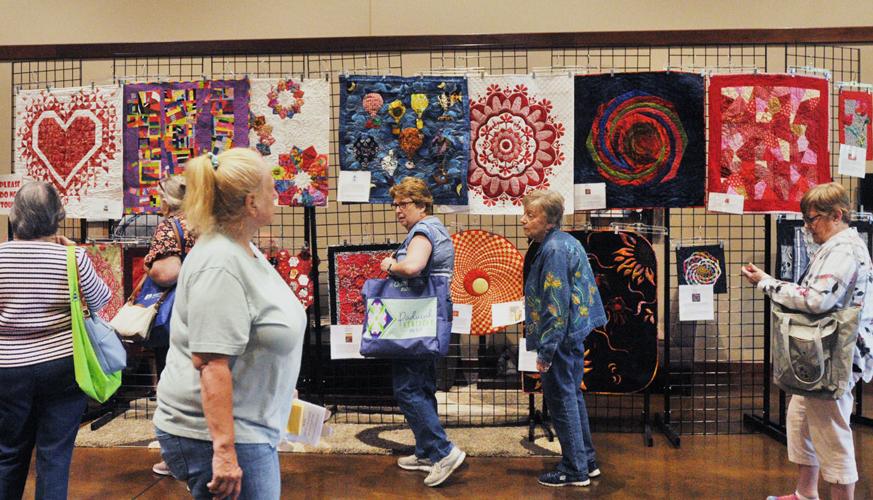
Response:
[574,72,705,209]
[339,75,470,205]
[708,74,830,213]
[123,79,250,214]
[839,89,873,160]
[328,244,396,325]
[80,243,124,322]
[249,78,330,206]
[675,243,728,294]
[467,75,574,214]
[523,230,658,394]
[14,85,124,219]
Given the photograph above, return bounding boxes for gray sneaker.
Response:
[424,446,466,487]
[397,454,433,472]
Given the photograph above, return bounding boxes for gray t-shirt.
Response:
[153,232,306,446]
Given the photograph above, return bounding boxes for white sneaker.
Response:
[397,454,433,472]
[424,447,466,487]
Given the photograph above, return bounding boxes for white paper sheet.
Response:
[330,325,364,359]
[707,192,745,214]
[838,144,867,178]
[679,284,714,322]
[451,303,473,334]
[574,183,607,211]
[284,398,327,446]
[337,171,371,203]
[491,300,525,328]
[518,337,539,372]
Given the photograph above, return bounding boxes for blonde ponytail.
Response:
[183,148,267,236]
[183,154,218,235]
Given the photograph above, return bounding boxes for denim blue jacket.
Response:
[524,229,607,365]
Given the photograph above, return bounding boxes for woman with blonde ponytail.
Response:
[153,148,306,500]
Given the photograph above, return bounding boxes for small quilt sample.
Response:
[675,244,728,294]
[467,75,574,214]
[450,230,524,334]
[15,85,124,219]
[839,90,873,160]
[80,243,124,322]
[123,79,250,213]
[339,75,470,205]
[249,78,330,206]
[708,74,830,213]
[574,72,705,209]
[328,243,396,325]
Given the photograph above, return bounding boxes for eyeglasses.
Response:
[802,213,824,225]
[391,200,416,209]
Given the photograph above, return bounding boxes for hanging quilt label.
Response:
[451,303,473,334]
[574,183,607,211]
[491,300,525,328]
[707,192,745,214]
[838,144,867,178]
[337,170,372,202]
[518,337,539,373]
[678,284,714,322]
[330,324,365,360]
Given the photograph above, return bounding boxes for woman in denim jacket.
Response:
[521,190,606,488]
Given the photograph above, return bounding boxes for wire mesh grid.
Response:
[10,60,84,240]
[665,45,771,434]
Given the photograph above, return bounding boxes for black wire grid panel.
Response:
[7,43,862,433]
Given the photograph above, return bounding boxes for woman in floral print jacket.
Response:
[743,182,873,500]
[521,190,607,488]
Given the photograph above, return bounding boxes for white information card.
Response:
[838,144,867,178]
[574,183,607,211]
[518,337,539,372]
[337,171,371,203]
[330,325,364,359]
[491,300,525,328]
[707,192,745,214]
[451,303,473,334]
[679,285,715,322]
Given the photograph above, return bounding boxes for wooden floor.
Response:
[23,427,873,499]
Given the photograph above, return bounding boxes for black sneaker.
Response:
[538,470,590,487]
[588,460,601,478]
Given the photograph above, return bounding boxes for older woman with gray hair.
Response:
[144,174,195,477]
[521,190,606,488]
[0,182,110,499]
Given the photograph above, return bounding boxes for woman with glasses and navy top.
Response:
[379,176,466,488]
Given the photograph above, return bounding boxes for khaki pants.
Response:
[786,392,857,484]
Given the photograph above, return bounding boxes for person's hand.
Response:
[536,359,551,373]
[380,256,396,273]
[53,235,76,246]
[208,446,242,500]
[740,262,767,286]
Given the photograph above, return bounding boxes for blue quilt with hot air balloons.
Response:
[339,75,470,205]
[574,72,705,209]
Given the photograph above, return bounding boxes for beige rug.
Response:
[76,415,562,457]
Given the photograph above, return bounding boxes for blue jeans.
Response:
[156,428,280,500]
[0,356,87,500]
[392,358,453,462]
[542,337,596,479]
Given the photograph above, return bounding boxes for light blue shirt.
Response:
[154,233,306,446]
